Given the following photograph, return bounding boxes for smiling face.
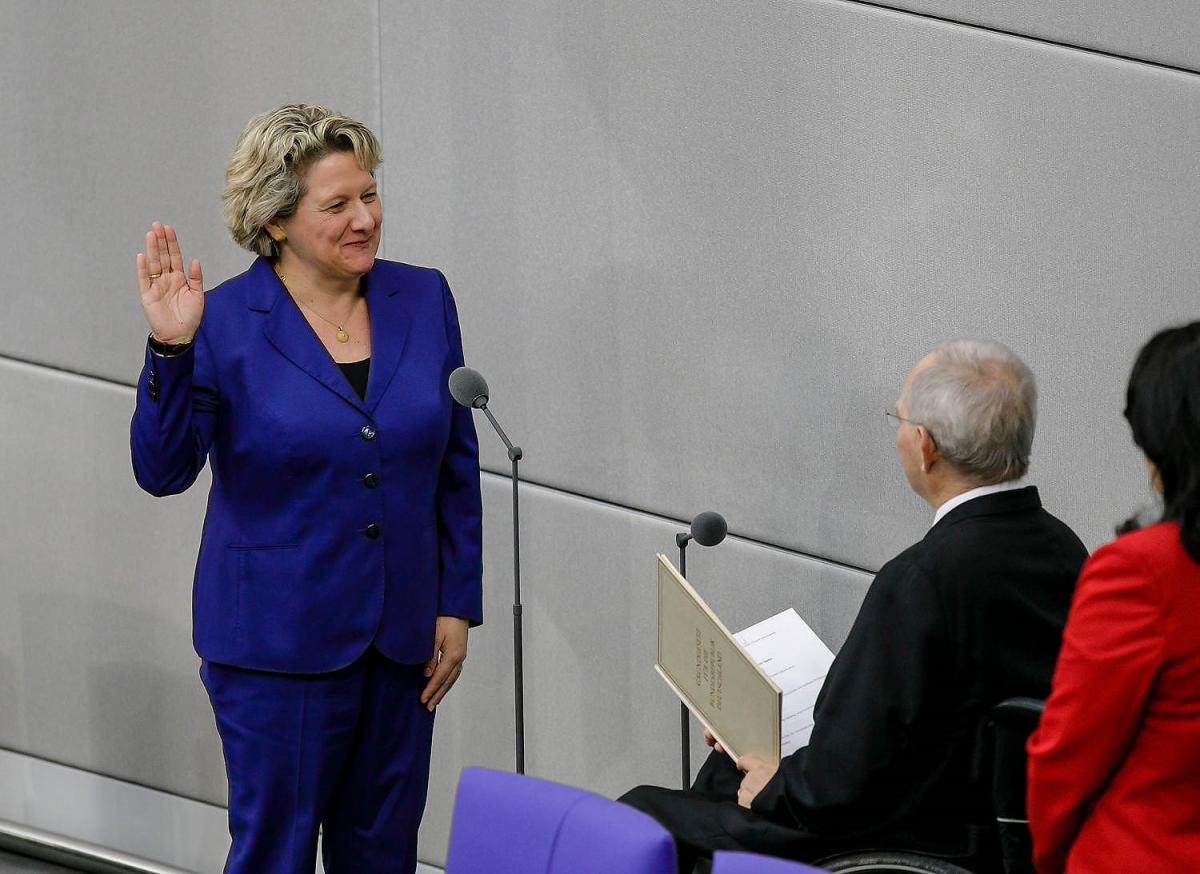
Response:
[268,150,381,283]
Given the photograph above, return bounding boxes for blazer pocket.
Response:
[231,544,301,643]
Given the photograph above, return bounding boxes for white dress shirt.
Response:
[932,480,1027,527]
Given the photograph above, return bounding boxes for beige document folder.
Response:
[654,554,782,767]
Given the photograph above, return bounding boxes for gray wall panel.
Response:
[882,1,1200,72]
[381,0,1193,571]
[0,360,870,864]
[0,0,380,382]
[0,359,223,804]
[420,476,871,865]
[5,0,1199,864]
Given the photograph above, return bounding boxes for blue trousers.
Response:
[201,648,435,874]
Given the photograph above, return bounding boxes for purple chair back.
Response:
[444,767,677,874]
[713,850,826,873]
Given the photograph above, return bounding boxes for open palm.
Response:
[137,221,205,344]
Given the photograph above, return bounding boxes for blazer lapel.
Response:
[248,258,367,413]
[361,267,411,415]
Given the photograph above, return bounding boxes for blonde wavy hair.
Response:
[222,104,382,257]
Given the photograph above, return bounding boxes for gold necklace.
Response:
[275,268,354,343]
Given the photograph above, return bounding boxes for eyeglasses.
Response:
[885,409,919,430]
[886,409,939,447]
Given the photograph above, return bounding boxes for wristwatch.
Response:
[147,334,194,357]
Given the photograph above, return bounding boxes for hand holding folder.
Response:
[654,555,834,767]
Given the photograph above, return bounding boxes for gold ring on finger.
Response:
[148,272,162,279]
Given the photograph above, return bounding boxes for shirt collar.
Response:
[932,480,1027,527]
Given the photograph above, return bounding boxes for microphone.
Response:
[449,366,527,774]
[450,366,521,462]
[448,366,490,409]
[678,510,728,549]
[674,510,728,788]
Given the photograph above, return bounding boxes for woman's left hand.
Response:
[421,616,469,711]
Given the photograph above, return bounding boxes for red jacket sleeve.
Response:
[1026,540,1166,874]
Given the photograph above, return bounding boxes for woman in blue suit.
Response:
[130,104,483,874]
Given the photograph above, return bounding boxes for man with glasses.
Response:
[623,339,1087,872]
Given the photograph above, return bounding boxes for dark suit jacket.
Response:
[752,487,1087,856]
[130,257,483,673]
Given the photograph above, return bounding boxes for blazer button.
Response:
[362,472,380,488]
[360,425,377,441]
[364,522,382,539]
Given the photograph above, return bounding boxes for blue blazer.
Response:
[131,258,483,673]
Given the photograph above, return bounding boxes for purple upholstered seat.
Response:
[444,767,677,874]
[712,850,826,873]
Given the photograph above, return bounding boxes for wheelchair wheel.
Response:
[817,851,976,873]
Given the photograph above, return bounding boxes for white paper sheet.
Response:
[734,608,834,755]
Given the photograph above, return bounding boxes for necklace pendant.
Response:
[336,329,350,343]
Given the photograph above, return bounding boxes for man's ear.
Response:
[917,426,940,473]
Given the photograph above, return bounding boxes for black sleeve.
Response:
[751,558,949,834]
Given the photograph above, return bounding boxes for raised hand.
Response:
[137,222,205,344]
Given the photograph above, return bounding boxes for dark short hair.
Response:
[1123,321,1200,562]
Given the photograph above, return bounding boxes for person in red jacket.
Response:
[1027,321,1200,873]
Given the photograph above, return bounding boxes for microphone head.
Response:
[449,367,490,409]
[691,511,728,547]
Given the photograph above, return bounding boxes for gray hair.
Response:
[222,104,382,258]
[902,339,1037,484]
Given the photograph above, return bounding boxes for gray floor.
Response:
[0,852,444,874]
[0,849,443,874]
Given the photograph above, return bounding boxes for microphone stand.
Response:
[672,511,727,790]
[479,405,525,775]
[675,531,692,790]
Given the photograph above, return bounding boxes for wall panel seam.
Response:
[0,746,224,811]
[375,0,386,262]
[830,0,1200,78]
[479,471,877,576]
[0,352,135,391]
[0,352,877,577]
